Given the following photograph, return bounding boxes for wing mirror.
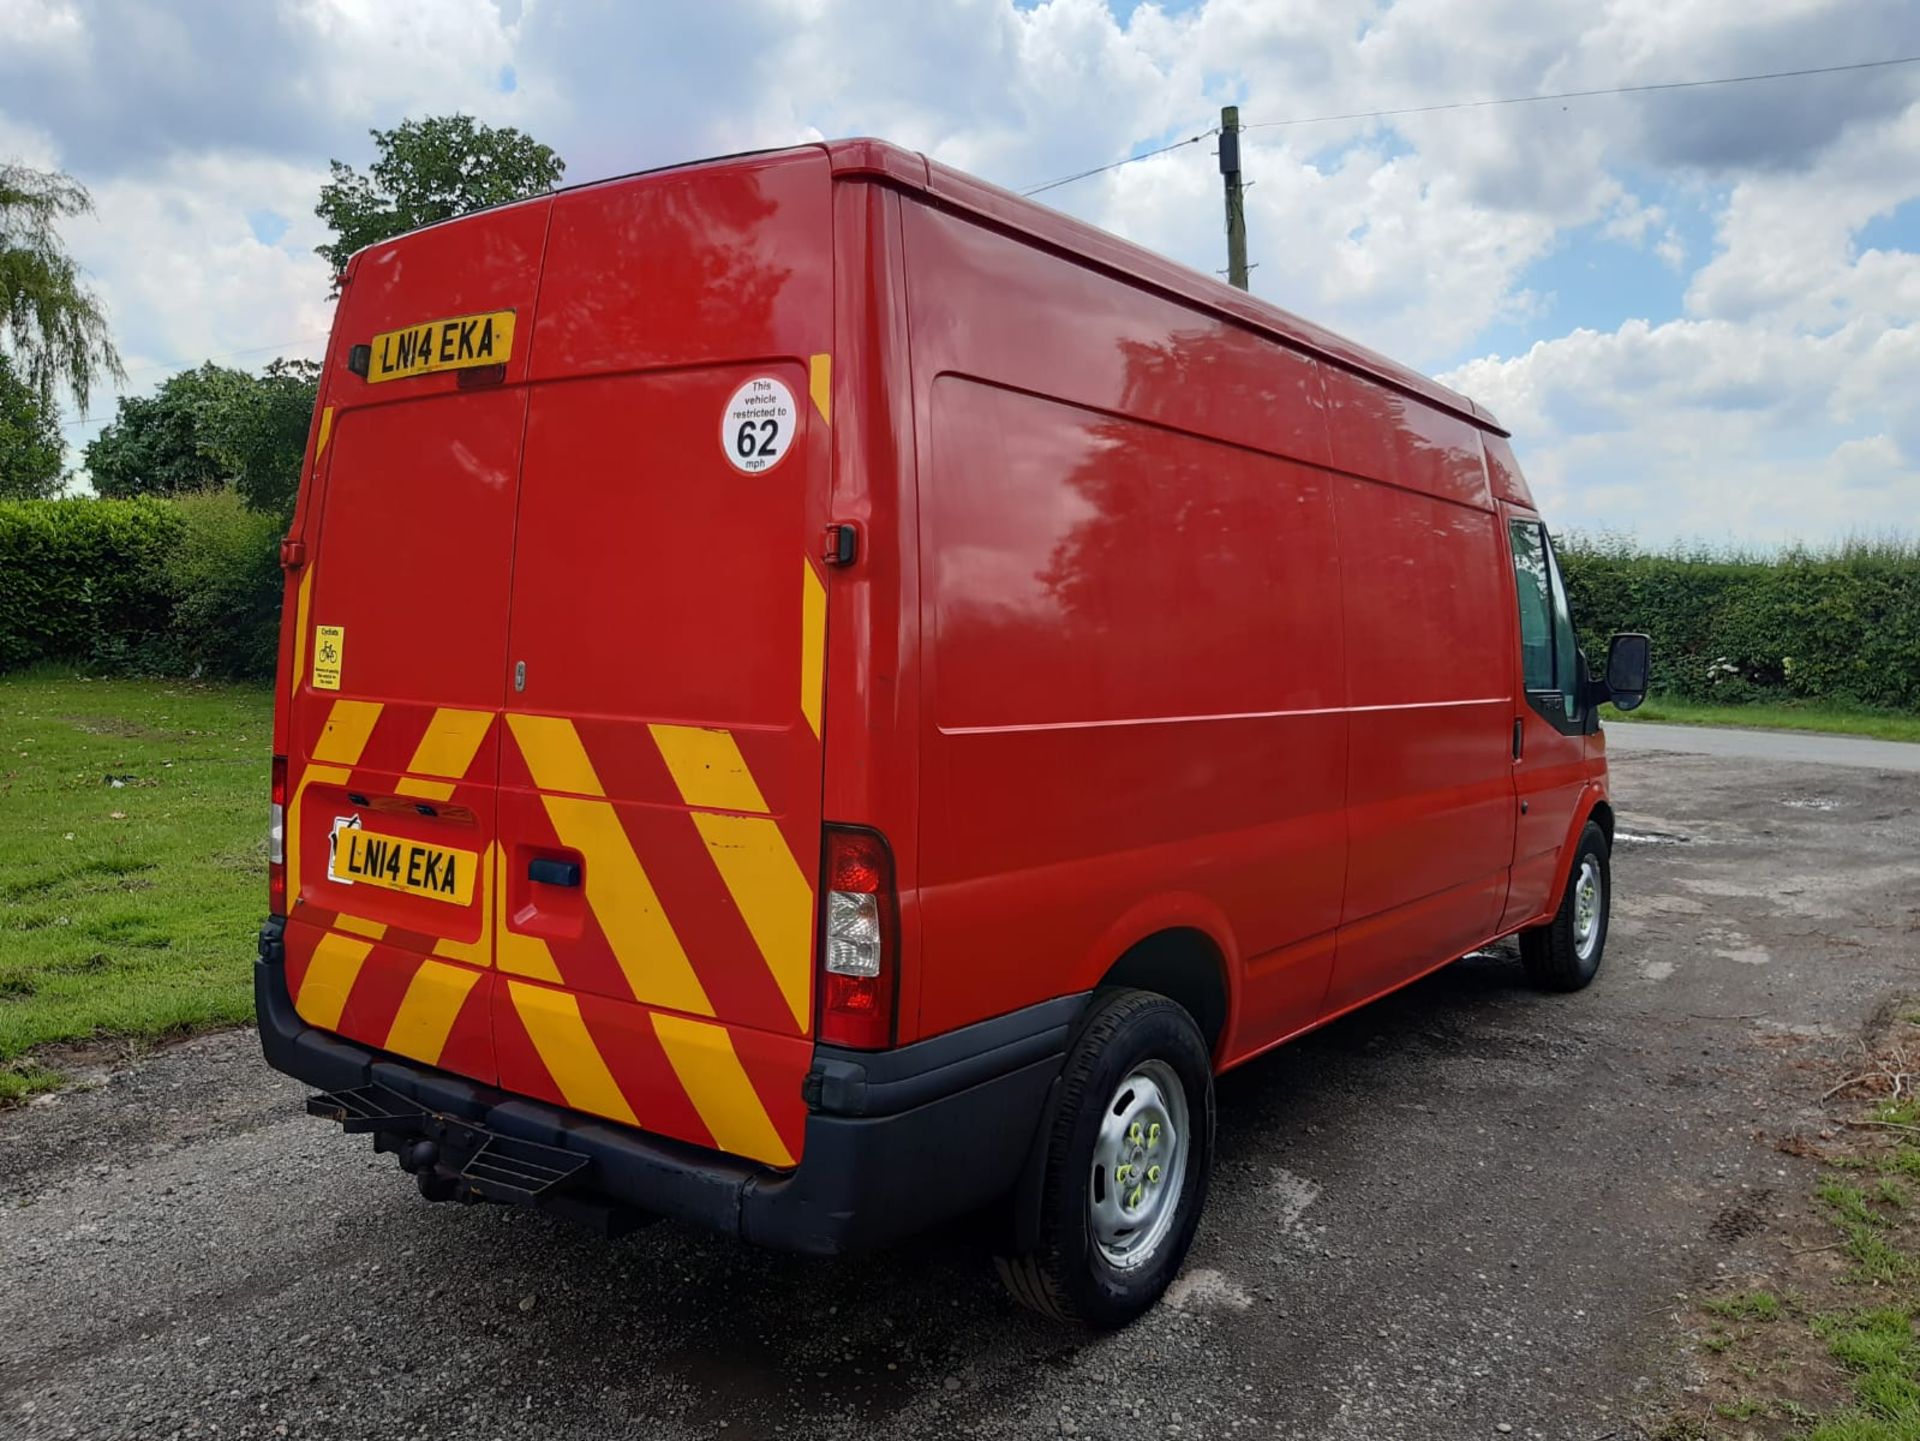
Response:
[1603,632,1651,712]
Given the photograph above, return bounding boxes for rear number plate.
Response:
[366,309,515,384]
[328,819,476,905]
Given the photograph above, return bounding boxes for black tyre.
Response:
[1519,820,1610,992]
[995,989,1214,1328]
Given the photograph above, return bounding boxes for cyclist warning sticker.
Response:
[721,377,797,474]
[312,624,344,691]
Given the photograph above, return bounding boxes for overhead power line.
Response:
[1021,129,1216,196]
[1242,54,1920,132]
[1018,53,1920,198]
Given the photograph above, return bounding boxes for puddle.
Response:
[1779,797,1844,811]
[1616,829,1692,846]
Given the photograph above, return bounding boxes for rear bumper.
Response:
[255,919,1082,1254]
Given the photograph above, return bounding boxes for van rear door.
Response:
[281,197,553,1086]
[489,153,835,1168]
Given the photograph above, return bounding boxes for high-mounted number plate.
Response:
[366,310,515,385]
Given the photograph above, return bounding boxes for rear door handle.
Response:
[528,857,581,887]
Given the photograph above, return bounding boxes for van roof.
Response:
[821,139,1503,436]
[346,137,1504,436]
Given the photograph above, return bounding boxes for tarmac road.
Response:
[1606,717,1920,771]
[4,738,1919,1440]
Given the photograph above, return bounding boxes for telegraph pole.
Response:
[1219,104,1248,290]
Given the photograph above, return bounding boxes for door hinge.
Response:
[1512,718,1524,760]
[513,660,527,693]
[824,523,859,568]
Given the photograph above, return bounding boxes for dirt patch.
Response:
[1645,1002,1920,1438]
[0,1025,243,1109]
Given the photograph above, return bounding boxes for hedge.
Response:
[4,499,1915,711]
[0,495,281,679]
[1559,536,1920,711]
[0,498,182,671]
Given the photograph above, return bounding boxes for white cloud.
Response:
[2,0,1917,539]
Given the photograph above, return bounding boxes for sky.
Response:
[2,0,1917,544]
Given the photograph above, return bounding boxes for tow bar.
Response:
[305,1084,650,1235]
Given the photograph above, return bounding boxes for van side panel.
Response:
[1319,376,1517,1011]
[901,199,1350,1049]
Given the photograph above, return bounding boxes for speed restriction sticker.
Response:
[721,376,797,474]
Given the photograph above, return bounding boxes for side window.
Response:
[1544,536,1582,719]
[1507,520,1554,694]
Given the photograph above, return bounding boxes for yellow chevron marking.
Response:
[312,699,383,764]
[286,761,348,914]
[505,712,604,796]
[542,795,713,1015]
[648,724,769,814]
[808,353,831,425]
[290,565,314,699]
[314,405,335,461]
[384,959,483,1065]
[333,913,386,940]
[686,811,813,1032]
[508,980,637,1125]
[651,1012,794,1167]
[285,700,382,913]
[405,707,491,781]
[492,846,562,982]
[507,714,711,1015]
[294,931,373,1031]
[800,559,825,739]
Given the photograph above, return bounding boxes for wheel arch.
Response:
[1535,785,1614,927]
[1093,927,1231,1055]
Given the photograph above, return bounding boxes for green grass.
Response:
[1704,1291,1784,1322]
[0,671,270,1100]
[1610,697,1920,743]
[1808,1308,1920,1440]
[1823,1180,1894,1230]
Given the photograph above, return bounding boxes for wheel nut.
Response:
[1115,1163,1130,1182]
[1147,1122,1161,1147]
[1147,1165,1161,1183]
[1129,1185,1144,1207]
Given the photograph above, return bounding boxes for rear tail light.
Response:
[819,826,897,1049]
[268,754,288,916]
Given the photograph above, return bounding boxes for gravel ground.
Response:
[4,735,1918,1441]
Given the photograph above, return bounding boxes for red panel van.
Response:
[258,139,1650,1327]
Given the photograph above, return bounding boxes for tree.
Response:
[314,115,565,288]
[85,363,243,499]
[83,358,318,511]
[203,357,319,517]
[0,351,64,499]
[1,163,122,411]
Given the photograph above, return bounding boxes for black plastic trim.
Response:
[805,993,1087,1117]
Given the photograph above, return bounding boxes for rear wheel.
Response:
[995,989,1214,1328]
[1519,820,1610,991]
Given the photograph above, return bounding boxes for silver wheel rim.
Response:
[1573,855,1603,962]
[1089,1059,1189,1270]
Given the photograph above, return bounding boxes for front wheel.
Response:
[1519,820,1611,991]
[995,989,1215,1328]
